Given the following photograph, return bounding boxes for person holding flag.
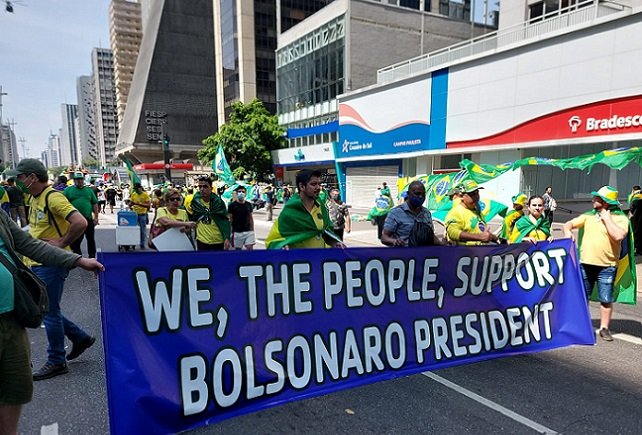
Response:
[445,180,499,245]
[186,176,231,251]
[563,186,633,341]
[266,169,344,249]
[500,193,527,240]
[508,195,551,243]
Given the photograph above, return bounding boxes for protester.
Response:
[228,185,255,250]
[64,172,99,258]
[129,182,151,249]
[627,185,642,255]
[104,184,117,214]
[264,185,275,221]
[509,195,551,243]
[500,193,527,240]
[152,188,164,210]
[53,175,68,192]
[0,208,104,435]
[266,169,345,249]
[150,189,195,248]
[369,189,393,240]
[6,159,97,381]
[563,186,629,341]
[543,186,556,225]
[326,188,351,241]
[186,176,231,251]
[381,182,391,197]
[5,178,27,227]
[381,180,439,247]
[282,185,291,204]
[445,180,498,245]
[96,187,106,213]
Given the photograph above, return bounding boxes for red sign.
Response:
[134,163,194,170]
[274,166,284,181]
[447,94,642,149]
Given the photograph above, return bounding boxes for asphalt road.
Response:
[20,205,642,434]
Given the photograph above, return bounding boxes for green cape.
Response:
[266,193,336,249]
[511,215,550,243]
[190,191,231,240]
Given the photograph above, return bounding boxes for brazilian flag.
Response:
[123,156,141,185]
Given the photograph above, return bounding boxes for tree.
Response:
[198,99,286,181]
[82,157,99,169]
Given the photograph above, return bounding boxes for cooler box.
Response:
[117,211,138,227]
[116,226,140,248]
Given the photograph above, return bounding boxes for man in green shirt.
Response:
[63,172,99,258]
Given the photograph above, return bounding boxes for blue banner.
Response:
[99,239,594,434]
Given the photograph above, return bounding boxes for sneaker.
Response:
[598,328,614,342]
[33,362,68,381]
[67,336,96,361]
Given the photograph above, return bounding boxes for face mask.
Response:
[409,196,424,207]
[332,194,340,200]
[237,192,245,200]
[17,177,32,194]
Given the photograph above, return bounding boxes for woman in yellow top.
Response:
[509,195,552,243]
[152,188,196,234]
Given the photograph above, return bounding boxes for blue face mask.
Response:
[409,196,424,207]
[237,192,245,200]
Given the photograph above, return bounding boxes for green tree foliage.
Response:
[232,166,246,180]
[199,99,286,180]
[82,157,99,169]
[49,166,67,177]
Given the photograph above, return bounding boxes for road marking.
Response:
[612,332,642,346]
[41,423,59,435]
[422,372,558,434]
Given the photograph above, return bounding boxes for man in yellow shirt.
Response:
[563,186,629,341]
[129,182,151,249]
[186,176,231,250]
[7,159,96,381]
[445,180,498,245]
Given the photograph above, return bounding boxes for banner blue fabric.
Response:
[99,239,595,434]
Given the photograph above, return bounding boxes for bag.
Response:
[0,252,49,328]
[148,208,170,249]
[408,221,435,247]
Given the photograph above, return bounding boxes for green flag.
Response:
[123,156,141,185]
[212,145,235,186]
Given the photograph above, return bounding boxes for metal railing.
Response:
[377,0,631,85]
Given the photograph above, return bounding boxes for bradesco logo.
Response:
[568,113,642,133]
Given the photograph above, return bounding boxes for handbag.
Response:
[0,251,49,328]
[408,220,435,247]
[148,207,169,249]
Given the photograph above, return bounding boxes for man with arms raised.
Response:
[266,169,345,249]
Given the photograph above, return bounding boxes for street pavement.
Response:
[20,205,642,434]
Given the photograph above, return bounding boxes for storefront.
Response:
[272,143,336,187]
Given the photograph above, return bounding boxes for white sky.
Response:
[0,0,110,159]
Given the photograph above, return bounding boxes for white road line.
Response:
[41,423,59,435]
[612,332,642,346]
[422,372,558,434]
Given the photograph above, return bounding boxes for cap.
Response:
[459,180,484,194]
[233,184,246,191]
[72,172,85,180]
[4,158,47,178]
[591,186,620,205]
[511,193,528,206]
[447,187,461,197]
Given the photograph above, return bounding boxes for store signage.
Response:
[448,95,642,149]
[145,110,167,142]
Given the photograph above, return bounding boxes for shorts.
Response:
[233,231,256,249]
[581,264,617,303]
[0,315,33,405]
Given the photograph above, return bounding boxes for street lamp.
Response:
[0,85,8,126]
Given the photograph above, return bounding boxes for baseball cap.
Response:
[591,186,620,205]
[459,180,484,194]
[4,158,48,178]
[72,172,85,180]
[512,193,528,206]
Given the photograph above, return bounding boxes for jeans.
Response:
[580,264,617,303]
[70,216,96,257]
[32,266,90,365]
[137,213,148,247]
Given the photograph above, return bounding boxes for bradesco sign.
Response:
[448,94,642,149]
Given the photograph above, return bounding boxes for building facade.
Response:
[0,124,19,170]
[59,103,79,166]
[109,0,143,131]
[273,0,491,186]
[43,132,61,169]
[76,75,99,164]
[92,48,119,167]
[337,0,642,208]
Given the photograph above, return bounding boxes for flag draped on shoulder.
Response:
[578,209,637,304]
[212,145,235,186]
[266,194,334,249]
[123,156,141,185]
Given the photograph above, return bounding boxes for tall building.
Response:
[44,132,61,169]
[0,124,19,169]
[117,0,217,166]
[92,48,119,167]
[76,75,99,164]
[59,103,79,166]
[278,0,336,33]
[109,0,143,131]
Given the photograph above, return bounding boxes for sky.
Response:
[0,0,111,159]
